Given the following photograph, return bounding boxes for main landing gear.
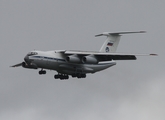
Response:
[54,73,86,80]
[54,74,69,80]
[38,69,86,80]
[39,69,46,75]
[71,73,86,78]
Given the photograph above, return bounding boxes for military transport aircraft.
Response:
[11,31,157,80]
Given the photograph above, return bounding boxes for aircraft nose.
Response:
[24,55,29,63]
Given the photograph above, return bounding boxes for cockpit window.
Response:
[27,52,38,56]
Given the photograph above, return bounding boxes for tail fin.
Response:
[95,31,146,53]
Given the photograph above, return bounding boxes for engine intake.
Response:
[66,55,81,63]
[82,55,98,64]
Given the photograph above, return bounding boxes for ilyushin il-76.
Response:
[11,31,157,80]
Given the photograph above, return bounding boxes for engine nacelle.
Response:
[22,62,38,69]
[82,55,98,64]
[66,55,81,63]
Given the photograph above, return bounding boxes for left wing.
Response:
[10,62,22,67]
[65,50,157,61]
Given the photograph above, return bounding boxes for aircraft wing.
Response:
[65,50,157,61]
[10,63,22,67]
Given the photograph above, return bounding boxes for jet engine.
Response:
[66,55,81,63]
[82,55,98,64]
[22,62,38,69]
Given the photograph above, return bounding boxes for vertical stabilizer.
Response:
[95,31,146,53]
[99,34,121,52]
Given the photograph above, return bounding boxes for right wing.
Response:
[65,50,157,61]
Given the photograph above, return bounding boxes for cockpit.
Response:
[27,51,38,56]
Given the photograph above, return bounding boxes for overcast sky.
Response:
[0,0,165,120]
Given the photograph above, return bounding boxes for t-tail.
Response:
[95,31,146,53]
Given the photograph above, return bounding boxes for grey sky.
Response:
[0,0,165,120]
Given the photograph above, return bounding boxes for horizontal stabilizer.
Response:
[95,31,146,37]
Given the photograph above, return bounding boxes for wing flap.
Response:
[96,55,136,61]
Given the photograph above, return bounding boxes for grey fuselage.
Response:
[24,50,116,75]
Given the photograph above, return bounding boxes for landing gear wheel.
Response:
[39,70,46,75]
[43,71,46,74]
[39,71,42,75]
[77,74,81,78]
[54,74,69,80]
[54,75,59,79]
[81,74,86,78]
[71,74,77,78]
[71,73,86,78]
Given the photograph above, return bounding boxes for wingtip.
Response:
[150,54,158,56]
[10,65,15,67]
[139,31,146,33]
[95,34,103,37]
